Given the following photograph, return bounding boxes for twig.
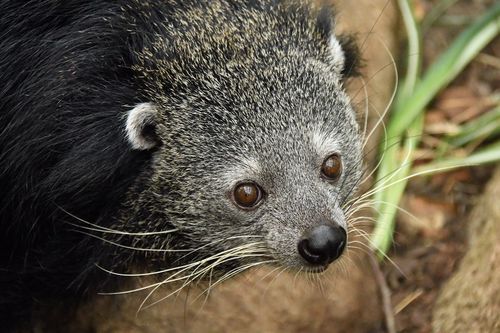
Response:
[368,252,396,333]
[394,289,424,314]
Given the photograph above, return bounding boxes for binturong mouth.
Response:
[297,224,347,272]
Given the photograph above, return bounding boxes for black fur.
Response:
[314,3,362,78]
[0,1,157,327]
[0,0,360,330]
[338,34,363,77]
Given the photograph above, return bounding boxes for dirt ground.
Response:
[384,166,494,332]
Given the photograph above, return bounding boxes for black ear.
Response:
[337,34,362,78]
[125,102,160,150]
[315,5,362,78]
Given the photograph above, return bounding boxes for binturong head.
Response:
[114,0,363,278]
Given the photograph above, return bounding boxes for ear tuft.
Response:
[315,5,362,78]
[125,102,159,150]
[337,34,362,78]
[326,34,362,78]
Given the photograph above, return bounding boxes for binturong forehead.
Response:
[162,52,360,175]
[141,1,363,172]
[169,51,356,139]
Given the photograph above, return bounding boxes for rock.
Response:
[62,255,383,333]
[432,167,500,332]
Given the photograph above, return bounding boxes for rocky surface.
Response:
[432,167,500,332]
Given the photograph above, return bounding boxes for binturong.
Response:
[0,0,363,329]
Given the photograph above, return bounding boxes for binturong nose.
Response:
[298,224,346,266]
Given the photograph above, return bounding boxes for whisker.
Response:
[195,259,277,303]
[262,266,288,298]
[135,247,270,311]
[59,206,179,236]
[362,36,399,150]
[146,256,273,310]
[354,232,405,277]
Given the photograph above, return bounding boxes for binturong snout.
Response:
[298,224,346,266]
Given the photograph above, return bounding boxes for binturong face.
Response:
[113,1,363,282]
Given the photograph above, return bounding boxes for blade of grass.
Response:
[371,114,424,258]
[387,4,500,141]
[448,105,500,147]
[413,140,500,175]
[370,3,500,258]
[371,0,423,257]
[421,0,461,32]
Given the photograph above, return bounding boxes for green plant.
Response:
[370,1,500,259]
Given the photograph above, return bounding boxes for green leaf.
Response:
[387,4,500,141]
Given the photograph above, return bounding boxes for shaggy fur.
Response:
[0,0,361,330]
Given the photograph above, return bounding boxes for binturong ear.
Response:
[315,5,362,78]
[125,102,160,150]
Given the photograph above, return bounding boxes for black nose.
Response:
[298,225,346,266]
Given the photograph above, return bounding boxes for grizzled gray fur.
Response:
[113,0,362,272]
[0,0,362,328]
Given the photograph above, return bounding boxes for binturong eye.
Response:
[232,181,263,209]
[321,154,342,182]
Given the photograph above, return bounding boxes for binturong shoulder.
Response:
[0,0,363,330]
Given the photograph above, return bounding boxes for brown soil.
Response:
[384,167,493,333]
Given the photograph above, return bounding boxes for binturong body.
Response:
[0,0,362,329]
